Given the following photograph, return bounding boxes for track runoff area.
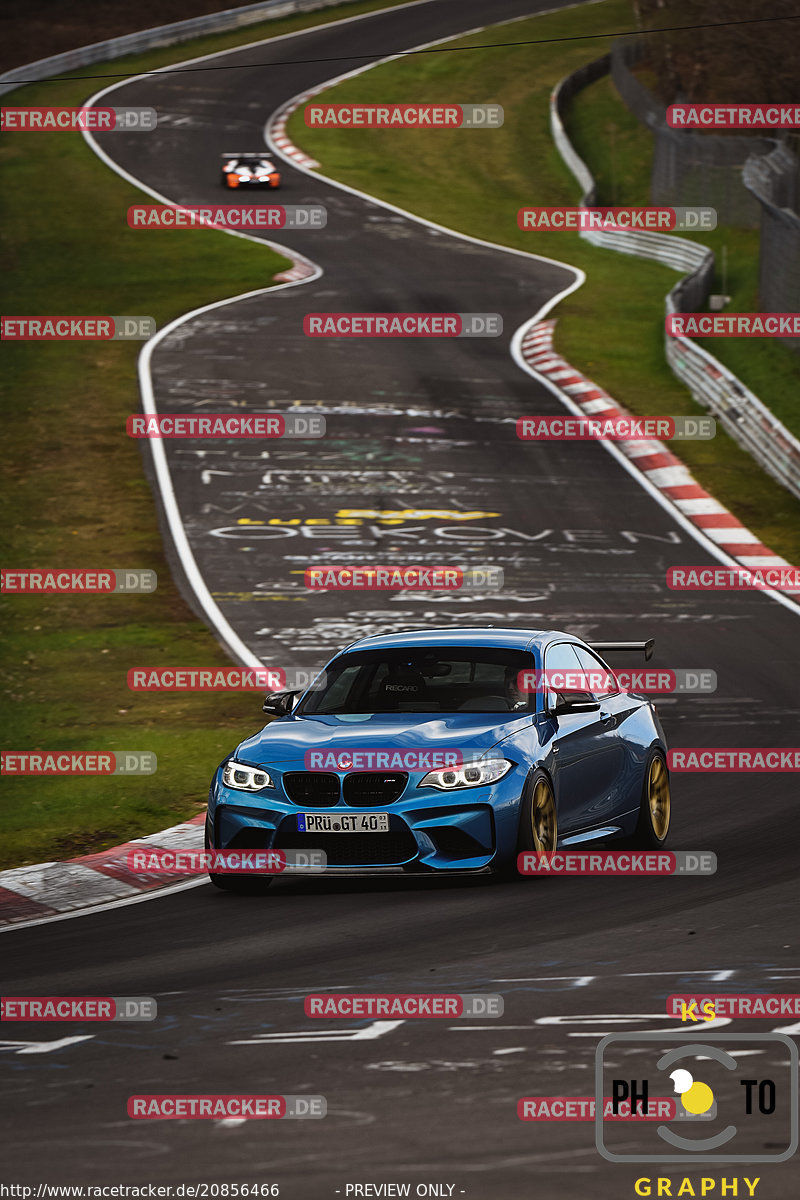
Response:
[2,1,800,1199]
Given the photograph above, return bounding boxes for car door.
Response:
[544,641,623,833]
[570,644,630,824]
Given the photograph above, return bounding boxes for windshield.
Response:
[297,646,537,715]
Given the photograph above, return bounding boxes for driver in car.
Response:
[504,665,530,711]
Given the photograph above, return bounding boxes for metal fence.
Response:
[743,145,800,353]
[611,39,775,229]
[550,60,800,503]
[0,0,362,97]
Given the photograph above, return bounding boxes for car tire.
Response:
[205,819,273,894]
[519,770,558,853]
[629,749,671,849]
[497,769,558,878]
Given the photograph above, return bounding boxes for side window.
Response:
[543,642,587,702]
[572,646,619,699]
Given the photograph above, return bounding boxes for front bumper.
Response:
[208,765,525,872]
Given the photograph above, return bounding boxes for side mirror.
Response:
[547,691,600,716]
[262,689,300,717]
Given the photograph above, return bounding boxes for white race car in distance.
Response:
[220,152,281,189]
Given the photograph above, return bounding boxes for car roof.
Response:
[338,627,581,654]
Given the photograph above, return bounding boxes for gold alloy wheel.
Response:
[647,755,671,840]
[531,778,557,852]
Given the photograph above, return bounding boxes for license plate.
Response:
[298,812,390,833]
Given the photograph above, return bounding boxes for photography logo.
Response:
[595,1032,798,1163]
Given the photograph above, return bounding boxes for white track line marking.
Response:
[229,1019,404,1044]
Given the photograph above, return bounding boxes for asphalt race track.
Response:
[3,1,800,1195]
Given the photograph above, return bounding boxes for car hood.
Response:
[235,712,534,764]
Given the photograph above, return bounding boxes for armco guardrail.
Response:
[549,58,800,503]
[0,0,364,98]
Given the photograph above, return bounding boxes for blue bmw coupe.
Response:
[205,627,671,890]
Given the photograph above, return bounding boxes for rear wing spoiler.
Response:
[221,152,265,158]
[588,639,655,661]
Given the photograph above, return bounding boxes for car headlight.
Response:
[221,760,274,791]
[418,757,513,790]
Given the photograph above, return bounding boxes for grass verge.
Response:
[0,0,423,868]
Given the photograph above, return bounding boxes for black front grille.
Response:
[274,829,418,866]
[282,772,340,806]
[343,771,408,806]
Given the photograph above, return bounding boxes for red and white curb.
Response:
[521,319,800,595]
[273,260,317,282]
[264,92,320,280]
[270,87,322,170]
[0,814,206,927]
